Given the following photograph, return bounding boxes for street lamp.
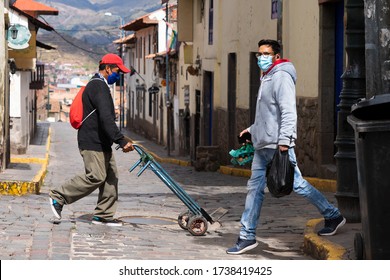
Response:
[104,12,126,130]
[104,12,124,39]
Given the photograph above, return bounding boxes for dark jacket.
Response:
[78,73,127,152]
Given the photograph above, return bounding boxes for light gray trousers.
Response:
[49,149,119,219]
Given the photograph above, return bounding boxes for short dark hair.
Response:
[98,63,117,71]
[258,39,281,55]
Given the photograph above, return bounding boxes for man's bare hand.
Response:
[239,129,249,137]
[122,142,134,153]
[279,145,289,152]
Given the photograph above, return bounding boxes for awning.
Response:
[12,0,59,16]
[113,33,136,44]
[122,14,158,31]
[145,49,177,60]
[27,14,54,31]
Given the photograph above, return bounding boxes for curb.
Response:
[218,165,337,193]
[0,128,51,196]
[303,218,346,260]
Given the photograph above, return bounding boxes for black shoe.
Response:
[226,238,258,255]
[49,197,63,219]
[92,216,124,227]
[317,215,346,236]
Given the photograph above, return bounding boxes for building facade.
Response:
[121,0,346,179]
[175,0,345,178]
[8,0,58,154]
[0,0,11,171]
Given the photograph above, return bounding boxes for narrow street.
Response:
[0,122,325,260]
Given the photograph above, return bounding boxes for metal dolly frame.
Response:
[126,144,214,236]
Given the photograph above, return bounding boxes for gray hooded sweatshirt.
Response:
[249,60,297,150]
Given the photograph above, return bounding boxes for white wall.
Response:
[10,72,22,117]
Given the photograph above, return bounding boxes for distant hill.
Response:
[37,0,161,65]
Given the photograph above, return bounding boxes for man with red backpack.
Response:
[49,53,134,226]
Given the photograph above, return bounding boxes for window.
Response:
[208,0,214,45]
[143,37,146,74]
[137,37,142,72]
[136,86,145,116]
[148,34,151,54]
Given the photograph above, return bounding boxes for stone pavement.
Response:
[0,122,361,260]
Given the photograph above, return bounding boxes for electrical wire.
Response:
[39,16,112,56]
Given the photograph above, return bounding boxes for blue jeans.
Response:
[239,148,341,240]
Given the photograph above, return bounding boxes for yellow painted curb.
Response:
[0,181,40,196]
[303,218,346,260]
[218,166,336,193]
[218,165,251,177]
[1,127,51,196]
[305,177,337,193]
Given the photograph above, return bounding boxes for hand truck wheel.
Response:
[187,215,208,236]
[354,232,365,260]
[178,210,192,230]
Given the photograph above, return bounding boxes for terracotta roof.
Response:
[122,14,158,31]
[13,0,59,16]
[113,33,136,44]
[145,49,177,59]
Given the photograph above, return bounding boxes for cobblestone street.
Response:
[0,122,333,260]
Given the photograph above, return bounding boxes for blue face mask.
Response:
[257,55,273,72]
[107,71,120,84]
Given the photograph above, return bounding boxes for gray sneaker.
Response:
[226,238,258,255]
[49,197,63,219]
[92,216,124,227]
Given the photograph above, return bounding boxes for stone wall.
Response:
[214,107,250,165]
[213,98,320,176]
[296,97,319,177]
[193,146,220,171]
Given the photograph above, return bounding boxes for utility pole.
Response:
[165,0,171,156]
[105,12,125,130]
[46,80,51,119]
[119,17,125,130]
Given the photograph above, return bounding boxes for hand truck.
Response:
[122,144,214,236]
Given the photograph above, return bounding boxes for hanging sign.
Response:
[7,24,31,49]
[271,0,279,20]
[148,86,159,94]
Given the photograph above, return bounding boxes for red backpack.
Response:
[69,78,103,129]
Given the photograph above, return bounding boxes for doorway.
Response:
[203,71,213,146]
[228,53,237,150]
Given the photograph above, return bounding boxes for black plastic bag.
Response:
[266,149,294,198]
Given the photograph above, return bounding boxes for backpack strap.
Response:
[81,77,106,125]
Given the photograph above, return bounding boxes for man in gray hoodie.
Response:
[227,39,345,255]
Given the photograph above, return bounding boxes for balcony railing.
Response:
[30,63,45,90]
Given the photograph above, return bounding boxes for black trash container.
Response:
[348,94,390,260]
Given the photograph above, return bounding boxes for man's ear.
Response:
[275,54,281,60]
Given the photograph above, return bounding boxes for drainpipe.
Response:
[277,0,283,55]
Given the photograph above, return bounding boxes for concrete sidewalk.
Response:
[0,123,51,195]
[0,122,361,260]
